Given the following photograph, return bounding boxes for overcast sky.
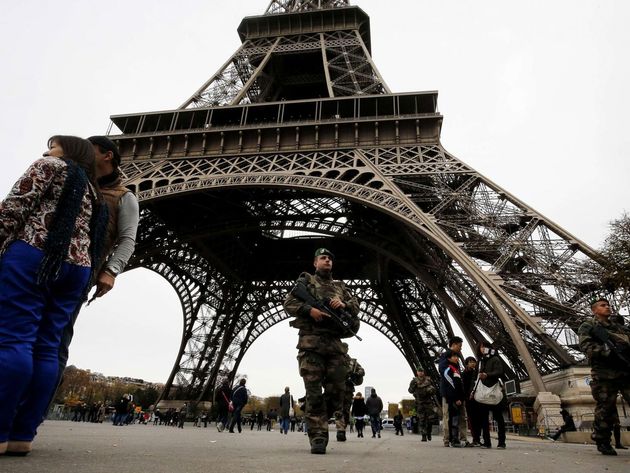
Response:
[1,0,628,406]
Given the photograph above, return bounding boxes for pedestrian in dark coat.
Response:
[476,342,506,449]
[365,388,383,438]
[228,379,249,433]
[216,380,232,432]
[351,392,367,438]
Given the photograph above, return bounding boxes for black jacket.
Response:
[351,397,367,417]
[479,353,503,387]
[232,384,248,407]
[365,394,383,415]
[440,363,465,404]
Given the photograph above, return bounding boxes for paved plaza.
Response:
[1,421,629,473]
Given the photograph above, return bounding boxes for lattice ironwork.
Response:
[108,1,623,403]
[180,1,388,109]
[265,0,350,15]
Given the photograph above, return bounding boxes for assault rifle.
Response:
[591,324,630,366]
[290,279,362,341]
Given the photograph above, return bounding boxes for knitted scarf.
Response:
[37,159,109,287]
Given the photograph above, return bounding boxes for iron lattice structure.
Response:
[107,0,617,402]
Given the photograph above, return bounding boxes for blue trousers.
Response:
[0,241,90,442]
[280,416,290,433]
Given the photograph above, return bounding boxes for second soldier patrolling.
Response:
[578,296,630,456]
[408,365,437,441]
[283,248,361,454]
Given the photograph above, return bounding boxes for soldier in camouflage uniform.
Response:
[578,297,630,456]
[408,366,437,441]
[283,248,361,454]
[340,343,365,430]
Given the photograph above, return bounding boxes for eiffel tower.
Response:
[108,0,610,405]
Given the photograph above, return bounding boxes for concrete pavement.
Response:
[1,421,629,473]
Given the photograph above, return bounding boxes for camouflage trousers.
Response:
[590,375,630,444]
[298,350,347,441]
[416,401,435,436]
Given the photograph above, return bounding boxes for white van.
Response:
[381,418,395,429]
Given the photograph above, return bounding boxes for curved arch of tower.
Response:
[108,0,615,405]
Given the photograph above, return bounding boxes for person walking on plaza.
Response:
[351,392,367,438]
[178,403,187,429]
[393,410,404,436]
[113,395,130,426]
[476,341,507,449]
[228,379,249,433]
[341,346,365,434]
[56,136,139,383]
[438,337,469,447]
[579,297,630,456]
[408,365,437,441]
[279,387,294,434]
[216,380,232,432]
[283,248,361,454]
[366,388,383,438]
[0,136,108,456]
[256,410,264,431]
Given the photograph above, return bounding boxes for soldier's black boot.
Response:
[421,435,427,442]
[616,444,628,450]
[597,443,618,456]
[336,431,346,442]
[311,437,327,454]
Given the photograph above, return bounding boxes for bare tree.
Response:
[596,212,630,313]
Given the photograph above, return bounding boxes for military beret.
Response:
[589,295,609,307]
[314,248,335,259]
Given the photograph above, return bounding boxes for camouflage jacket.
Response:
[578,316,630,378]
[284,271,360,353]
[408,375,436,403]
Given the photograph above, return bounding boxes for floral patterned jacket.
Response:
[0,157,96,267]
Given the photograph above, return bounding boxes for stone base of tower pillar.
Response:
[519,366,600,434]
[533,391,563,434]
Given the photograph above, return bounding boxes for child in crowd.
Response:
[440,349,465,447]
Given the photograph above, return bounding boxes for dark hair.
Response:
[477,340,496,357]
[445,349,457,360]
[88,135,121,168]
[48,135,97,186]
[448,336,463,347]
[464,356,477,364]
[239,378,246,386]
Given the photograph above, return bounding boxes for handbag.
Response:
[221,391,234,412]
[288,395,295,417]
[472,360,503,405]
